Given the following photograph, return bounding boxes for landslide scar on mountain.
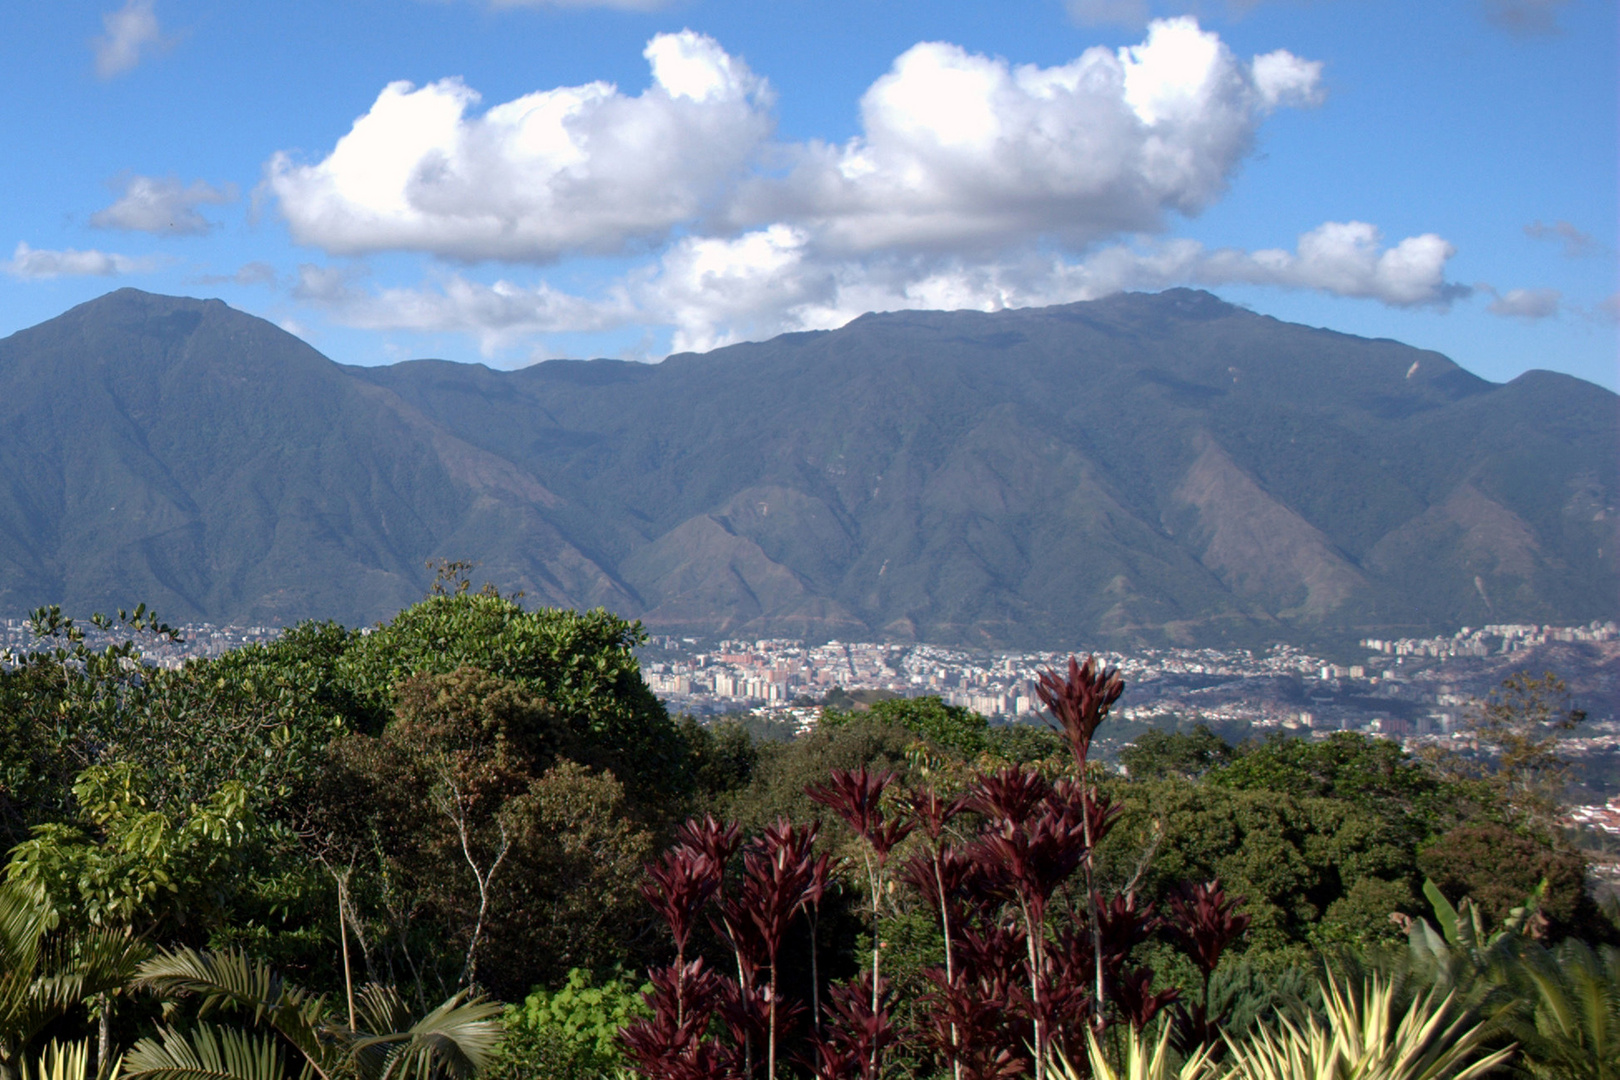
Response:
[1172,435,1365,618]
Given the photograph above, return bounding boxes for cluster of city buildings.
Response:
[1361,621,1617,659]
[4,614,1613,759]
[641,621,1619,748]
[0,618,281,668]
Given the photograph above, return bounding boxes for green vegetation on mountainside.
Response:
[0,288,1612,647]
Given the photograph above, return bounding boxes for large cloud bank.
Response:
[270,31,772,262]
[268,20,1469,354]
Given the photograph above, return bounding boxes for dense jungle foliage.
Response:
[0,588,1614,1080]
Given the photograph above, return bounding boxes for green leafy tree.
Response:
[1119,725,1235,781]
[113,622,359,817]
[335,595,686,810]
[1211,731,1466,843]
[0,607,184,846]
[838,696,989,756]
[4,765,254,940]
[318,668,653,1003]
[4,765,254,1072]
[1098,777,1421,961]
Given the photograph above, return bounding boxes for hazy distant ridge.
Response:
[0,287,1611,648]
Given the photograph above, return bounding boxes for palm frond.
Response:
[130,951,334,1080]
[0,885,48,976]
[120,1024,296,1080]
[351,987,413,1040]
[1504,939,1620,1080]
[346,991,502,1080]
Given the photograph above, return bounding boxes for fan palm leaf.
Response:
[120,1025,300,1080]
[346,990,501,1080]
[1504,939,1620,1080]
[126,951,501,1080]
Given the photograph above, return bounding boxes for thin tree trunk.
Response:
[96,996,110,1077]
[934,854,962,1080]
[1081,777,1104,1030]
[437,779,512,988]
[337,872,357,1031]
[808,908,821,1035]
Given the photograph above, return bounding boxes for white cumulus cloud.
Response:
[295,218,1461,357]
[268,30,773,262]
[4,242,158,279]
[92,0,165,79]
[91,175,237,235]
[269,21,1320,265]
[293,264,632,355]
[728,19,1323,254]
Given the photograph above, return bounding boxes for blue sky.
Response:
[0,0,1614,389]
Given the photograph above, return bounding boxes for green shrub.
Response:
[487,968,649,1080]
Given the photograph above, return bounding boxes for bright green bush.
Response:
[487,968,649,1080]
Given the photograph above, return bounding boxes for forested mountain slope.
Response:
[0,287,1612,647]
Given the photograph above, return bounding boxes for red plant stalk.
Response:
[901,790,969,1080]
[1165,878,1251,1049]
[1036,654,1124,1031]
[740,819,822,1080]
[970,768,1084,1080]
[675,815,758,1076]
[806,766,914,1040]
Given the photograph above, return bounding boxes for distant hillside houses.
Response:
[1361,620,1618,659]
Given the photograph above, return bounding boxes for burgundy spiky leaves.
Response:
[1035,654,1124,770]
[1166,878,1251,1056]
[1165,879,1250,977]
[1115,968,1180,1031]
[810,974,899,1080]
[642,847,722,957]
[619,958,727,1080]
[806,766,914,864]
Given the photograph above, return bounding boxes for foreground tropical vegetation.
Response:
[0,577,1614,1080]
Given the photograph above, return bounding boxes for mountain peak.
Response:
[0,288,1611,646]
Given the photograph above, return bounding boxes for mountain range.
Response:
[0,287,1612,649]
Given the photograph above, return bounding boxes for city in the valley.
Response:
[4,614,1615,780]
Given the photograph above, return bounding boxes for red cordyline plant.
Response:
[1036,655,1123,1032]
[621,840,728,1080]
[1165,879,1251,1057]
[624,655,1253,1080]
[805,767,913,1022]
[898,789,969,1080]
[740,820,826,1080]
